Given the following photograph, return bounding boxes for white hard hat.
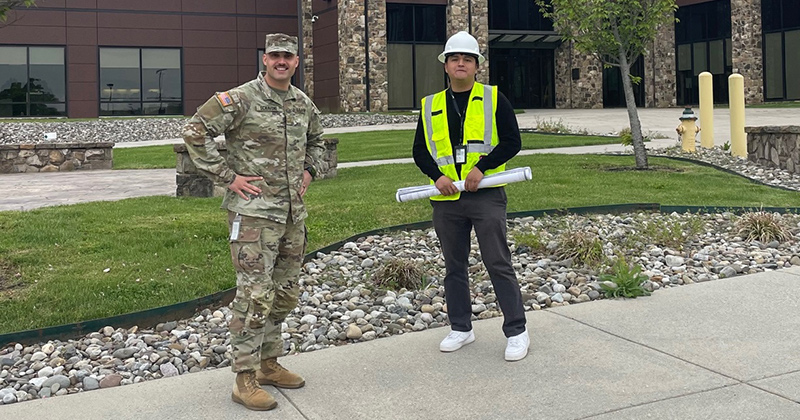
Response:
[438,31,485,64]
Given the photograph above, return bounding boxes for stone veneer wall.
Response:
[367,0,387,111]
[302,0,314,97]
[337,0,387,112]
[644,22,677,108]
[554,41,603,109]
[0,143,113,173]
[746,126,800,173]
[173,138,339,197]
[338,0,366,112]
[447,0,490,83]
[731,0,764,104]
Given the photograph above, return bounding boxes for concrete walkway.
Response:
[4,268,800,419]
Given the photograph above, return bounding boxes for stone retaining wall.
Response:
[0,142,113,173]
[173,138,339,197]
[747,126,800,173]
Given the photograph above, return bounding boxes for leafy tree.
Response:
[536,0,678,169]
[1,0,35,22]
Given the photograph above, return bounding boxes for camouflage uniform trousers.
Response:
[227,211,306,372]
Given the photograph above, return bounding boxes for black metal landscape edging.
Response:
[3,202,800,347]
[655,154,800,193]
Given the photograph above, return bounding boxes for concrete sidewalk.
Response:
[4,268,800,419]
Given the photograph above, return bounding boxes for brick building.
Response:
[0,0,796,117]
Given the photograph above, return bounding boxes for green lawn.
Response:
[114,145,178,169]
[712,101,800,109]
[112,130,621,169]
[748,101,800,108]
[2,153,800,333]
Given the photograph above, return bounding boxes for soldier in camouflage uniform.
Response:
[182,33,326,412]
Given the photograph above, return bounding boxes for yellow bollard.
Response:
[698,72,714,148]
[729,74,747,158]
[676,108,699,152]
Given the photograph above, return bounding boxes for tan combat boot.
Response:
[256,357,306,388]
[231,370,277,411]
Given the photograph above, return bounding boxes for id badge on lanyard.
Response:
[454,145,467,164]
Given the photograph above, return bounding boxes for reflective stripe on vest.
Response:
[421,82,503,201]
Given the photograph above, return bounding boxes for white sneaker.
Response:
[439,330,475,352]
[505,329,529,361]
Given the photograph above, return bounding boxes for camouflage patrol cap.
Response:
[264,33,298,55]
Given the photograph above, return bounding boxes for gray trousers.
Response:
[431,187,526,338]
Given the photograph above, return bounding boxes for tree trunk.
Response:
[618,57,648,169]
[612,23,648,170]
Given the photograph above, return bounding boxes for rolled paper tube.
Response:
[396,167,532,202]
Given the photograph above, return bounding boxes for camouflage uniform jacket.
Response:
[182,73,325,224]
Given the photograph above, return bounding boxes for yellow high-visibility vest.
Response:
[421,82,503,201]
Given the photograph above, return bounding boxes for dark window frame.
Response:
[98,47,184,116]
[761,0,800,101]
[387,3,447,110]
[488,0,554,32]
[674,0,732,105]
[0,45,67,117]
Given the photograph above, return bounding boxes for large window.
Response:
[675,0,732,105]
[0,46,65,117]
[100,48,182,116]
[387,4,447,109]
[762,0,800,101]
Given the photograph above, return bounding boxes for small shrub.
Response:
[620,127,662,146]
[619,127,633,146]
[372,258,425,291]
[535,117,573,134]
[513,231,547,252]
[644,130,668,140]
[638,216,704,250]
[722,141,731,151]
[735,211,792,243]
[555,230,603,266]
[599,257,651,299]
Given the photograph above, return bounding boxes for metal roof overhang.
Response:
[488,30,563,49]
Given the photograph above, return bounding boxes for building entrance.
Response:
[603,56,645,108]
[490,48,554,109]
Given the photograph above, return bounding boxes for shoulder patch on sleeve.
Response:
[215,91,235,108]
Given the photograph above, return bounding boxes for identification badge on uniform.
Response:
[454,145,467,164]
[230,213,242,241]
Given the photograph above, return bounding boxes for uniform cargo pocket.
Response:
[230,226,264,274]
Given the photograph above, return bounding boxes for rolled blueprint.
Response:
[396,166,532,202]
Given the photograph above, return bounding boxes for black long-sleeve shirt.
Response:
[412,87,521,181]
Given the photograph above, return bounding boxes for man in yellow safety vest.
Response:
[411,31,529,361]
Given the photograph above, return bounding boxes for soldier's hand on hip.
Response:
[435,175,458,196]
[300,170,312,197]
[464,167,484,192]
[229,174,263,200]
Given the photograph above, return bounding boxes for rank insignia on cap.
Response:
[216,92,233,107]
